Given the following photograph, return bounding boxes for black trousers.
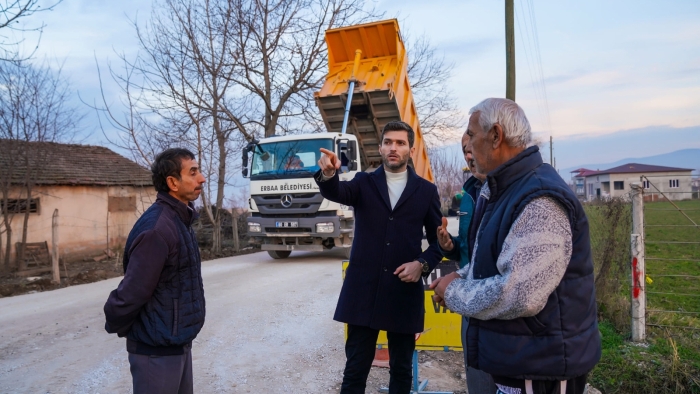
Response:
[128,343,193,394]
[341,324,415,394]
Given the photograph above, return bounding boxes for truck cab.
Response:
[243,133,359,259]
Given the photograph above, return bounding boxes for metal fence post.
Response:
[630,182,646,342]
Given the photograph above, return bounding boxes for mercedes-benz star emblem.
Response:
[280,194,293,208]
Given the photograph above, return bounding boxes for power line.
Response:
[515,0,553,160]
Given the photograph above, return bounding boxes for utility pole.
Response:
[505,0,515,101]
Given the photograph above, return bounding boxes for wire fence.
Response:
[640,176,700,335]
[585,178,700,337]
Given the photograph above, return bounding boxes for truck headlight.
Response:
[316,222,334,233]
[248,222,261,233]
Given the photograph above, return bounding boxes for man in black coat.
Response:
[104,148,206,394]
[315,121,443,394]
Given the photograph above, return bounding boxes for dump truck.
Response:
[243,19,434,259]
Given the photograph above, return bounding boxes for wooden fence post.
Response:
[52,209,60,284]
[630,182,646,342]
[232,209,240,252]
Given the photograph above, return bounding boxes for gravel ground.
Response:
[0,245,467,393]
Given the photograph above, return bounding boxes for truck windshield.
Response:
[250,138,333,180]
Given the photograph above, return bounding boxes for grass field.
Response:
[586,198,700,393]
[644,199,700,330]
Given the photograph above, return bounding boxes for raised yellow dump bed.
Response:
[314,19,434,182]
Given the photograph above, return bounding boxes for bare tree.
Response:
[0,0,64,61]
[93,0,256,254]
[229,0,378,137]
[94,0,376,253]
[404,32,463,146]
[429,147,466,214]
[0,60,81,271]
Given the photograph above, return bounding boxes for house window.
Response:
[108,196,137,212]
[669,179,679,188]
[643,180,650,189]
[0,198,40,214]
[614,181,624,190]
[588,184,594,196]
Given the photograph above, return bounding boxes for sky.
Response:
[11,0,700,171]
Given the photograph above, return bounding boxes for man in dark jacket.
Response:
[315,121,442,394]
[432,99,601,394]
[104,148,206,394]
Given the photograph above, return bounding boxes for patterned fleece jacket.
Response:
[444,182,573,320]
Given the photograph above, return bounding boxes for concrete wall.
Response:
[2,185,157,264]
[584,171,693,201]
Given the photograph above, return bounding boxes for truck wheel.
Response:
[267,250,291,259]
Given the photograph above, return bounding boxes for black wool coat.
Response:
[315,166,443,334]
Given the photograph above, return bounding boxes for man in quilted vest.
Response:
[432,98,600,394]
[104,148,206,394]
[437,130,495,394]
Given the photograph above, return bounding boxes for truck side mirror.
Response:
[242,146,250,177]
[337,139,358,173]
[347,141,358,171]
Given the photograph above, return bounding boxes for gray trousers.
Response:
[128,343,193,394]
[462,316,496,394]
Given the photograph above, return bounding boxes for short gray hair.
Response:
[469,98,531,148]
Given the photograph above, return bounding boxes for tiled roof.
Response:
[0,139,153,186]
[585,163,693,177]
[571,168,596,177]
[574,170,600,177]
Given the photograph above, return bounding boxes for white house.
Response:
[582,163,693,201]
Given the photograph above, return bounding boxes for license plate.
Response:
[275,221,298,228]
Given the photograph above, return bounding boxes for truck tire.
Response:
[267,250,291,259]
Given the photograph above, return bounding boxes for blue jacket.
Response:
[104,192,206,355]
[442,176,481,268]
[315,166,443,334]
[467,146,601,380]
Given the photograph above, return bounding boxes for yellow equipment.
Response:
[315,19,434,182]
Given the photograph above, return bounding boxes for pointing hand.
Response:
[318,148,340,177]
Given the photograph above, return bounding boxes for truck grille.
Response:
[253,192,324,215]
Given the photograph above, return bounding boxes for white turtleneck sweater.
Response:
[385,169,408,209]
